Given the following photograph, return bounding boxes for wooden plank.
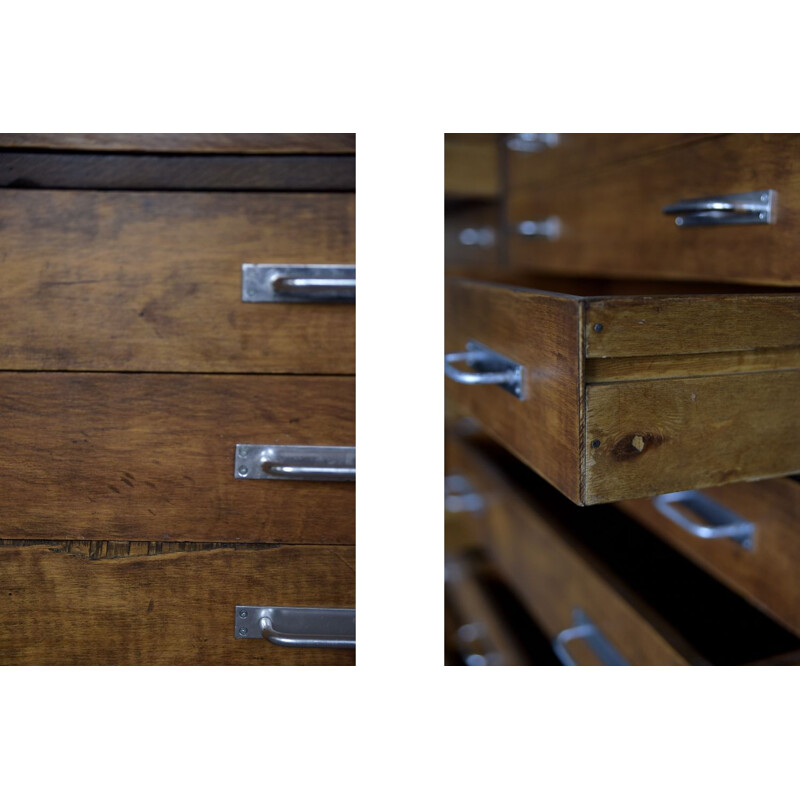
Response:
[445,134,501,199]
[0,373,354,543]
[587,347,800,383]
[507,133,719,189]
[585,370,800,504]
[445,279,583,503]
[508,133,800,285]
[620,478,800,638]
[585,294,800,357]
[0,133,355,154]
[0,153,355,191]
[0,542,355,665]
[0,190,354,373]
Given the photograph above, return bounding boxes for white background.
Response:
[3,1,800,797]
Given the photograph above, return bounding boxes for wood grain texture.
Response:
[445,135,501,199]
[0,542,355,665]
[445,279,583,502]
[0,133,355,154]
[619,479,800,637]
[585,371,800,504]
[0,153,355,191]
[0,190,354,373]
[0,373,354,542]
[508,133,800,285]
[585,294,800,357]
[507,133,719,190]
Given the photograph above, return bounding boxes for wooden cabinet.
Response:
[0,133,355,665]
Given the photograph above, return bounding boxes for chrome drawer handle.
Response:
[552,609,629,666]
[242,264,355,302]
[652,490,755,550]
[444,340,525,400]
[516,216,560,240]
[662,190,776,227]
[458,227,495,247]
[235,606,355,649]
[235,444,355,482]
[444,474,484,513]
[506,133,559,152]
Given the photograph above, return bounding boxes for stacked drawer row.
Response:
[0,133,355,665]
[445,133,800,665]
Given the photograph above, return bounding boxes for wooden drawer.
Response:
[0,190,354,373]
[445,134,501,199]
[619,478,800,637]
[0,540,355,665]
[445,277,800,504]
[449,434,800,665]
[505,133,714,190]
[508,133,800,286]
[445,202,502,274]
[0,373,354,543]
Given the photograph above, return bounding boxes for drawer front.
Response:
[0,374,354,543]
[0,190,354,373]
[449,439,690,665]
[508,133,800,286]
[506,133,713,190]
[0,133,356,153]
[0,541,355,665]
[445,134,501,199]
[619,479,800,637]
[445,279,583,502]
[445,203,502,273]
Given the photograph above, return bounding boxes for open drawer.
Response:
[447,433,800,666]
[445,277,800,505]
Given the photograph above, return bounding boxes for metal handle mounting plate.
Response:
[444,474,484,513]
[652,490,755,550]
[242,264,355,303]
[235,444,356,482]
[235,606,355,648]
[444,340,525,399]
[662,190,777,227]
[552,609,629,666]
[506,133,559,152]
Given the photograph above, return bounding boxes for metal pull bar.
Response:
[507,133,559,152]
[444,340,525,400]
[242,264,355,302]
[552,609,629,666]
[458,227,495,247]
[235,444,355,482]
[652,490,755,550]
[516,216,561,240]
[662,190,777,227]
[444,474,484,513]
[235,606,355,649]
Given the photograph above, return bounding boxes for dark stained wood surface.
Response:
[0,374,354,542]
[0,153,355,191]
[0,133,355,154]
[508,133,800,285]
[0,190,354,373]
[0,541,355,665]
[445,134,501,199]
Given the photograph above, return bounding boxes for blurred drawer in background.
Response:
[448,431,800,666]
[445,277,800,504]
[507,133,800,286]
[445,202,502,274]
[445,134,501,200]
